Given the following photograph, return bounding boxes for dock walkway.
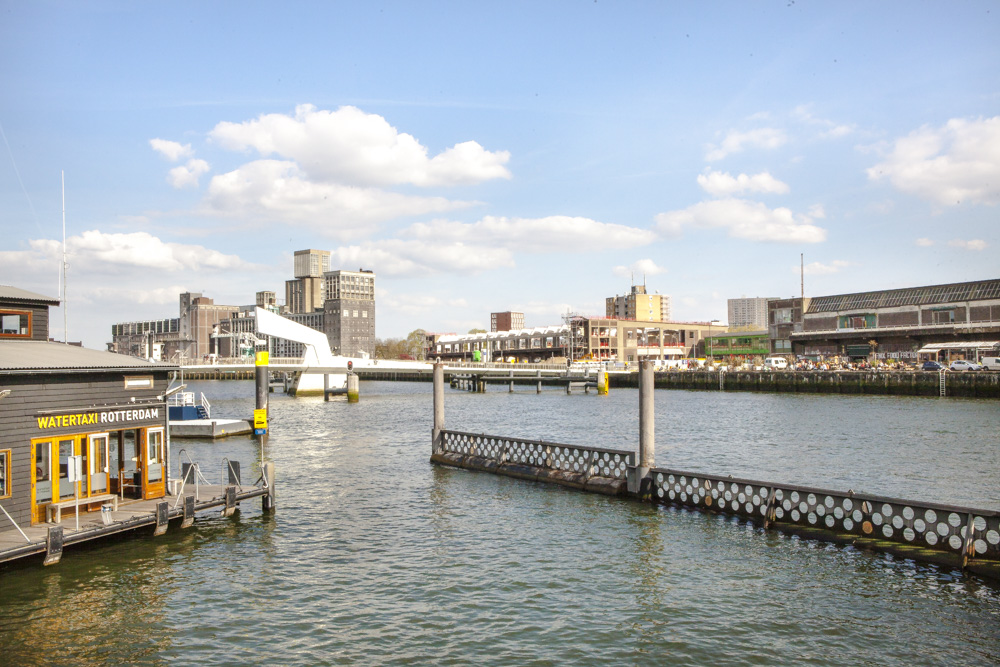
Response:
[0,483,269,566]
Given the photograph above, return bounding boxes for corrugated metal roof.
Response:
[807,279,1000,314]
[0,285,60,304]
[0,340,177,372]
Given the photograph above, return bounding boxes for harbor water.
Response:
[1,381,998,665]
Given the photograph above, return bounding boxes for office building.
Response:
[727,297,774,331]
[323,269,376,358]
[606,284,671,321]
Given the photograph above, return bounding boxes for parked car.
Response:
[949,359,982,371]
[764,357,788,370]
[981,356,1000,371]
[921,360,945,371]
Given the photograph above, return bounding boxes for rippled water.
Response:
[1,381,998,666]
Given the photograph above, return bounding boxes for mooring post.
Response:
[347,373,360,403]
[597,369,608,395]
[255,351,269,452]
[262,461,275,511]
[536,370,542,394]
[629,360,655,496]
[324,373,330,401]
[433,362,445,455]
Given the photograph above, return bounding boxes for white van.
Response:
[764,357,788,370]
[981,357,1000,371]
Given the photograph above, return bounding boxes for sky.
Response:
[1,1,998,350]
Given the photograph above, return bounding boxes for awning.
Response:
[917,341,1000,353]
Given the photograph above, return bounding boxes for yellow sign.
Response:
[255,351,269,366]
[254,409,268,429]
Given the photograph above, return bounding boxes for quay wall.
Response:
[611,370,1000,399]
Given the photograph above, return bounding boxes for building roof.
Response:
[0,285,60,305]
[807,279,1000,314]
[917,341,1000,353]
[0,340,177,373]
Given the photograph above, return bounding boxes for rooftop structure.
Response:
[491,311,524,332]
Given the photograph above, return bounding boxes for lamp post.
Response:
[708,319,719,366]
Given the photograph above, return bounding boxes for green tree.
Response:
[468,328,486,334]
[405,329,426,359]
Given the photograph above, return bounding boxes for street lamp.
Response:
[708,319,719,366]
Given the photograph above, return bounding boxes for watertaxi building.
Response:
[1,287,176,532]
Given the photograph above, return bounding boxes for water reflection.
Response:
[2,380,998,665]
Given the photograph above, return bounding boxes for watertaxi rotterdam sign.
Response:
[36,407,160,429]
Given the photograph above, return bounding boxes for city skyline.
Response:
[2,2,998,349]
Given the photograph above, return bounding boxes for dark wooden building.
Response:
[0,287,177,531]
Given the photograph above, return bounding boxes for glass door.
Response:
[56,437,79,501]
[89,433,110,495]
[31,439,53,524]
[144,428,165,499]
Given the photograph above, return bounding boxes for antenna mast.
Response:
[62,171,68,344]
[800,253,804,302]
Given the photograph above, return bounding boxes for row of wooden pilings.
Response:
[450,370,608,395]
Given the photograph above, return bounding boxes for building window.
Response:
[0,310,31,338]
[0,449,10,499]
[148,429,164,466]
[124,375,154,389]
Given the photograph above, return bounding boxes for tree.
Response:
[405,329,426,359]
[468,328,486,334]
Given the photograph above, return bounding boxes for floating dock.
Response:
[169,418,254,439]
[0,481,271,566]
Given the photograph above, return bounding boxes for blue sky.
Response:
[1,1,998,349]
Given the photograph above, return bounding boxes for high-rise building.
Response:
[491,311,525,332]
[286,250,330,313]
[293,249,330,279]
[177,292,239,361]
[727,297,774,331]
[606,284,671,321]
[323,269,376,357]
[285,277,324,313]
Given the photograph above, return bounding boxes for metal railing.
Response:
[649,468,1000,566]
[440,430,634,481]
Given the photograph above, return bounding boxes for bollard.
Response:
[347,374,360,403]
[324,373,330,401]
[537,370,542,394]
[255,351,269,448]
[262,461,276,511]
[433,363,445,454]
[597,370,608,395]
[629,360,655,496]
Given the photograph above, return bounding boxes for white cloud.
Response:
[402,215,656,253]
[948,238,987,251]
[150,138,193,162]
[331,239,515,277]
[654,198,827,243]
[915,238,935,247]
[705,128,786,161]
[697,170,790,196]
[27,230,248,273]
[867,116,1000,206]
[201,159,475,238]
[612,259,666,279]
[168,159,211,188]
[800,260,850,275]
[791,105,854,139]
[209,104,511,187]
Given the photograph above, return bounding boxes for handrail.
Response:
[200,392,211,418]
